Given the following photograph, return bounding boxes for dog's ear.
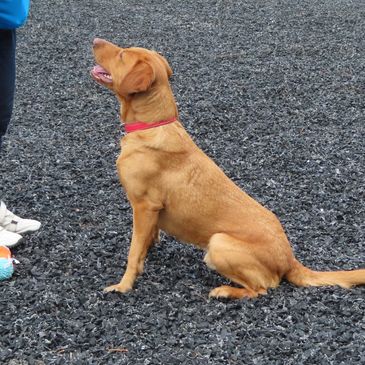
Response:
[155,52,173,78]
[120,61,155,95]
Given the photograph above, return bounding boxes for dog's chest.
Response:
[116,149,164,201]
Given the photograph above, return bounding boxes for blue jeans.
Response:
[0,29,16,151]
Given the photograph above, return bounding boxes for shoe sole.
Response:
[13,228,39,234]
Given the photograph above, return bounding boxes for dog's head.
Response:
[91,38,173,98]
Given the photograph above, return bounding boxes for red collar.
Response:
[124,117,177,133]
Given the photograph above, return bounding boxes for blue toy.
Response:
[0,257,15,280]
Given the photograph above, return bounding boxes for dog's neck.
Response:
[119,83,178,125]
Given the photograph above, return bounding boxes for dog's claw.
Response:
[104,283,132,293]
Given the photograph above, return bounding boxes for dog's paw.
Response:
[209,286,231,298]
[103,283,132,293]
[209,285,261,299]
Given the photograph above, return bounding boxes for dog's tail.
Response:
[285,259,365,288]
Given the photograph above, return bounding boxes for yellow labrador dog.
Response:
[91,38,365,299]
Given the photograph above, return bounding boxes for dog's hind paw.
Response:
[209,285,261,299]
[104,283,132,293]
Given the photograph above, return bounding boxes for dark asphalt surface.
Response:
[0,0,364,364]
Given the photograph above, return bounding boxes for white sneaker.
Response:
[0,201,41,235]
[0,226,23,247]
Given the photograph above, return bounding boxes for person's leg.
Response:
[0,30,41,246]
[0,29,16,151]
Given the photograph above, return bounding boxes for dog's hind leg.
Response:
[204,233,281,299]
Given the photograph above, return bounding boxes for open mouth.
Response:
[91,65,113,83]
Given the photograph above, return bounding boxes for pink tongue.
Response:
[93,65,108,74]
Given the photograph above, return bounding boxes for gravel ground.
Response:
[1,0,365,364]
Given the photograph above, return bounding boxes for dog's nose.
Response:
[93,38,105,47]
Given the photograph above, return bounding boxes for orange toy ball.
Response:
[0,246,11,259]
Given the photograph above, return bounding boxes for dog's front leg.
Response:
[104,201,159,293]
